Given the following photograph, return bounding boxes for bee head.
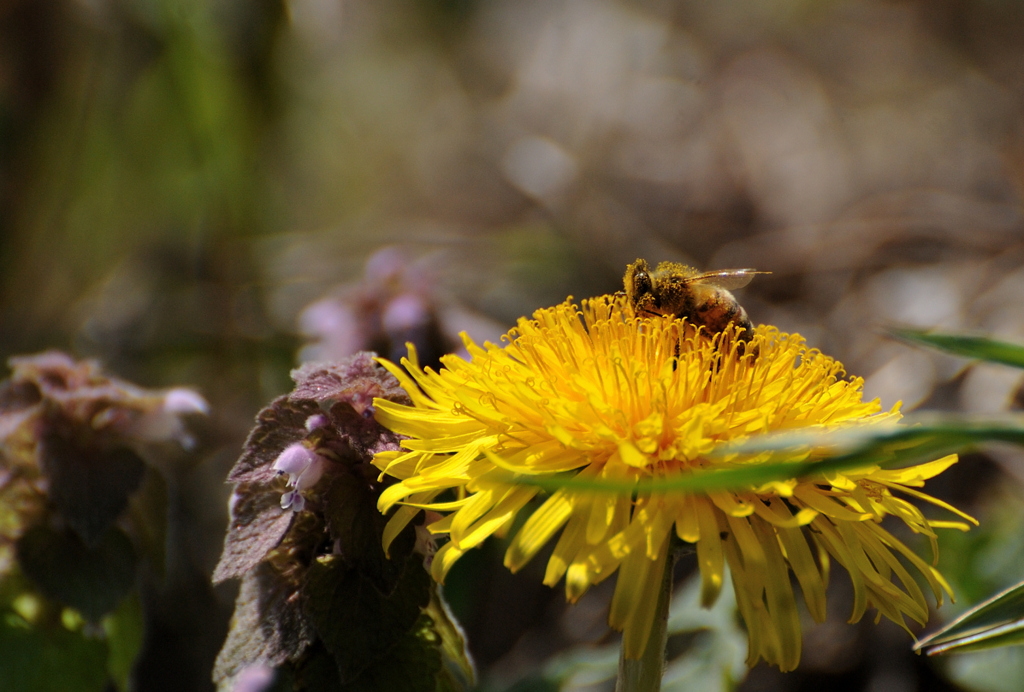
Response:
[624,259,655,310]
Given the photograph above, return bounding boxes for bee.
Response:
[623,259,768,346]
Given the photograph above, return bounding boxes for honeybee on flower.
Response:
[623,258,768,346]
[370,294,974,671]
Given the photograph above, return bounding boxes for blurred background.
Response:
[3,0,1024,690]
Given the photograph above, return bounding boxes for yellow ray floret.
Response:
[371,295,974,671]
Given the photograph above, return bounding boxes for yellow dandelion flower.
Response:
[371,295,975,672]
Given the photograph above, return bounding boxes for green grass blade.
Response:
[916,579,1024,655]
[889,328,1024,369]
[511,416,1024,495]
[922,624,1024,655]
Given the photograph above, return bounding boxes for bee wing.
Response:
[681,269,769,290]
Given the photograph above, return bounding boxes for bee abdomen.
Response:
[694,292,755,343]
[734,306,755,342]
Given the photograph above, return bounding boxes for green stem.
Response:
[616,550,676,692]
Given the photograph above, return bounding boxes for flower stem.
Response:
[616,550,676,692]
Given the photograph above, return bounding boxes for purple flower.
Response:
[122,386,209,448]
[272,443,327,511]
[232,664,275,692]
[163,388,210,415]
[305,413,330,431]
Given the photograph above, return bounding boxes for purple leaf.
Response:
[213,483,296,585]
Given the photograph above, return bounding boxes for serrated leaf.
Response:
[213,483,295,585]
[344,612,445,692]
[916,579,1024,656]
[39,434,146,545]
[290,354,409,412]
[890,328,1024,369]
[290,642,343,692]
[229,396,321,484]
[303,554,431,683]
[16,524,137,623]
[322,399,406,463]
[213,563,316,688]
[0,614,108,692]
[321,473,413,593]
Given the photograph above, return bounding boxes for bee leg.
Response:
[734,310,758,358]
[698,297,755,354]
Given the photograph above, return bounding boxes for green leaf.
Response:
[424,589,475,690]
[291,642,343,691]
[321,472,412,593]
[103,593,144,691]
[509,416,1024,496]
[16,525,137,623]
[302,554,431,684]
[916,579,1024,656]
[889,328,1024,369]
[344,612,446,692]
[295,575,471,692]
[930,625,1024,655]
[0,613,109,692]
[39,434,146,546]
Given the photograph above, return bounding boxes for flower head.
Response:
[371,296,975,671]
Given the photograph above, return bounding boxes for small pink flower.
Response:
[232,664,275,692]
[382,293,430,333]
[305,413,330,431]
[163,388,210,415]
[272,443,327,511]
[115,386,209,448]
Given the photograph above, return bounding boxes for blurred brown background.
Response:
[3,1,1024,690]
